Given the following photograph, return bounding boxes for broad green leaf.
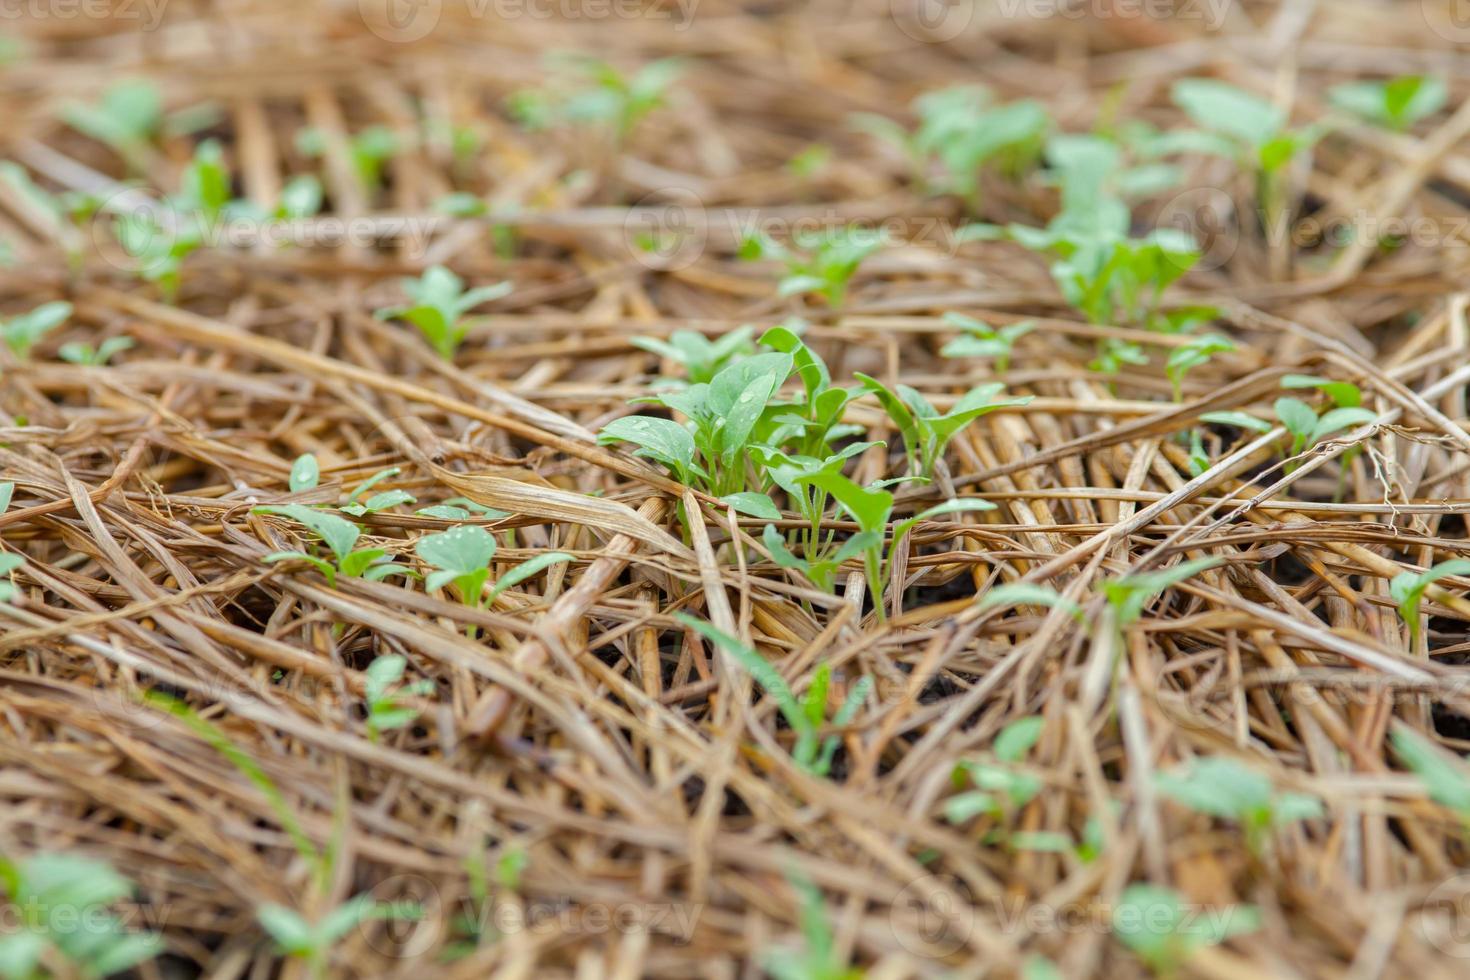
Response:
[415,525,496,577]
[288,453,319,492]
[1199,411,1272,433]
[719,492,781,520]
[980,582,1081,619]
[254,505,360,562]
[993,715,1043,763]
[598,415,697,479]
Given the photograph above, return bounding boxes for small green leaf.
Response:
[288,453,319,492]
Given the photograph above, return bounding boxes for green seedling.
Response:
[852,86,1049,207]
[1170,78,1325,239]
[257,895,419,980]
[965,138,1200,333]
[1105,557,1219,630]
[416,524,571,635]
[630,326,755,384]
[112,139,237,300]
[58,336,133,366]
[1280,373,1361,408]
[1089,338,1149,377]
[254,504,406,586]
[739,226,884,308]
[786,144,831,178]
[1390,559,1470,647]
[296,126,398,197]
[790,471,993,616]
[677,615,871,778]
[764,873,863,980]
[0,163,89,270]
[764,526,880,595]
[758,324,866,456]
[1392,724,1470,826]
[362,654,434,743]
[0,852,163,980]
[2,301,71,359]
[978,582,1083,620]
[275,175,324,220]
[376,265,511,359]
[939,313,1035,373]
[1330,75,1446,131]
[855,373,1030,479]
[61,80,163,167]
[1273,397,1376,472]
[1113,884,1260,976]
[1164,334,1234,401]
[946,716,1076,853]
[1156,755,1322,853]
[600,351,796,496]
[509,56,680,143]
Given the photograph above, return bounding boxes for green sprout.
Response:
[58,336,133,366]
[1390,559,1470,647]
[112,138,238,300]
[598,351,795,496]
[1170,79,1325,239]
[1164,334,1234,401]
[964,137,1200,337]
[855,374,1030,480]
[945,716,1051,843]
[362,654,434,743]
[0,852,163,980]
[1104,557,1220,631]
[257,895,419,980]
[939,313,1035,374]
[296,126,399,197]
[415,524,571,635]
[1113,884,1259,976]
[253,504,406,587]
[0,482,19,604]
[61,80,163,168]
[1392,724,1470,826]
[677,614,871,778]
[1330,75,1446,131]
[509,56,680,143]
[852,86,1049,208]
[2,301,71,359]
[739,226,885,308]
[1156,755,1323,853]
[764,873,863,980]
[630,326,755,384]
[376,265,511,359]
[1273,397,1376,473]
[978,582,1083,621]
